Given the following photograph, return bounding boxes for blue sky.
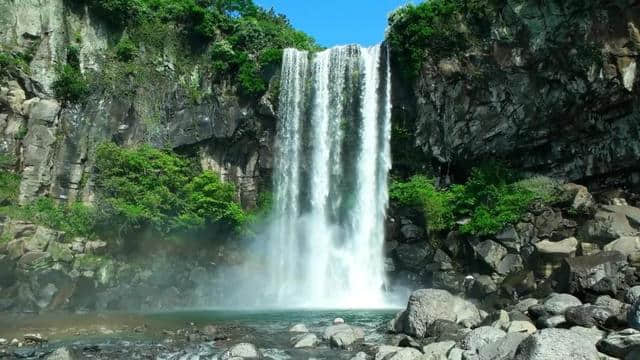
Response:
[254,0,415,47]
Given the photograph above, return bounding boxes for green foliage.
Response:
[20,198,96,237]
[0,154,19,206]
[115,36,138,61]
[236,59,266,95]
[0,50,30,78]
[94,142,247,236]
[390,166,563,236]
[52,64,89,103]
[387,0,498,79]
[390,176,453,232]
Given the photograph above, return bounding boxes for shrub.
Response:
[390,165,560,236]
[387,0,498,80]
[52,64,89,103]
[21,198,96,237]
[236,58,266,96]
[94,142,247,236]
[390,176,454,232]
[115,36,138,62]
[0,154,19,206]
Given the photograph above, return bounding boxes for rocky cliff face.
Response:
[0,0,277,208]
[404,0,640,188]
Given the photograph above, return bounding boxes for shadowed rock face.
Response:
[396,0,640,188]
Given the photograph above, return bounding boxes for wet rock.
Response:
[289,323,309,333]
[334,317,345,324]
[626,286,640,304]
[23,333,46,345]
[323,324,365,349]
[401,224,425,242]
[459,326,506,353]
[628,298,640,330]
[565,305,615,327]
[220,343,262,359]
[514,328,599,360]
[597,328,640,358]
[291,333,319,348]
[46,347,76,360]
[390,289,481,337]
[394,243,434,272]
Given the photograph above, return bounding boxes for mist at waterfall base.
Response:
[191,44,406,310]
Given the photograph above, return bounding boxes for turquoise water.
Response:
[0,309,400,359]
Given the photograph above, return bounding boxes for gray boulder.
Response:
[514,328,599,360]
[291,333,319,348]
[581,207,639,243]
[626,286,640,305]
[535,237,578,256]
[477,332,529,360]
[289,323,309,333]
[473,240,507,272]
[323,324,365,349]
[394,243,434,272]
[401,224,425,242]
[382,348,423,360]
[563,183,595,214]
[556,252,629,297]
[595,295,627,315]
[220,343,262,359]
[569,326,606,347]
[628,299,640,330]
[604,236,640,266]
[496,254,524,275]
[495,225,523,252]
[597,329,640,358]
[565,305,615,327]
[391,289,481,338]
[542,293,582,315]
[459,326,506,353]
[45,347,76,360]
[536,315,567,329]
[421,341,455,359]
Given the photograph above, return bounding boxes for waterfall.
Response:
[266,44,392,308]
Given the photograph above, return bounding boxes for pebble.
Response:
[334,318,345,324]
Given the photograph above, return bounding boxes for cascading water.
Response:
[265,44,392,308]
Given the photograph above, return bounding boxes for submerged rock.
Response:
[220,343,262,359]
[291,333,319,348]
[289,323,309,333]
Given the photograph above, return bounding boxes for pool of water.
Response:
[0,309,400,359]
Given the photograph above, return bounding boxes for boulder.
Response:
[401,224,425,242]
[563,183,596,214]
[597,329,640,358]
[555,252,629,298]
[323,324,365,349]
[514,298,539,314]
[595,295,627,315]
[391,289,481,338]
[535,238,578,278]
[626,286,640,305]
[459,326,506,353]
[565,305,615,327]
[469,275,498,297]
[507,321,537,335]
[381,348,423,360]
[220,343,262,359]
[581,208,638,243]
[629,298,640,330]
[45,347,76,360]
[514,328,599,360]
[476,332,529,360]
[48,242,74,263]
[542,293,582,315]
[569,326,606,347]
[24,227,59,252]
[289,323,309,333]
[496,254,524,275]
[427,320,470,342]
[495,225,523,252]
[480,310,510,330]
[536,315,567,329]
[375,346,403,360]
[534,208,563,238]
[603,236,640,266]
[291,333,319,348]
[351,352,369,360]
[84,240,107,255]
[473,240,507,272]
[421,341,455,359]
